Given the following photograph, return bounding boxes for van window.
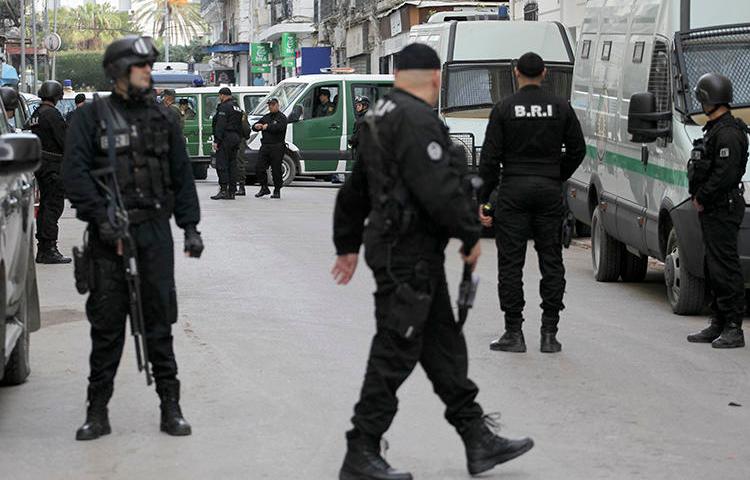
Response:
[633,42,645,64]
[243,95,263,113]
[204,95,220,121]
[647,40,671,133]
[350,84,392,111]
[296,84,340,121]
[581,40,591,60]
[175,95,197,121]
[601,41,612,61]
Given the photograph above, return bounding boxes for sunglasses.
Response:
[132,61,153,69]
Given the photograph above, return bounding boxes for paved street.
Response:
[1,175,749,480]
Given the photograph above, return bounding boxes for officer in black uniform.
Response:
[63,36,204,440]
[333,44,533,480]
[1,86,19,130]
[478,52,586,354]
[26,80,71,264]
[348,95,369,158]
[687,73,749,349]
[66,93,87,124]
[315,88,336,118]
[210,86,243,200]
[253,97,287,199]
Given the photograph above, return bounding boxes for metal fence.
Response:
[450,132,478,170]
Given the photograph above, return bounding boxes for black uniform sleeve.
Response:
[252,113,267,130]
[399,115,481,251]
[168,115,201,228]
[48,108,67,152]
[62,106,107,224]
[333,156,370,255]
[214,104,227,144]
[478,105,504,204]
[560,103,586,181]
[266,114,287,134]
[696,128,746,206]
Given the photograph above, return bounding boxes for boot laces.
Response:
[483,412,504,433]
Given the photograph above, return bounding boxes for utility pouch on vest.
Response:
[72,242,94,294]
[387,282,432,340]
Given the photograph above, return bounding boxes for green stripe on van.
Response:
[586,145,689,187]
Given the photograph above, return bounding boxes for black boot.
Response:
[490,317,525,352]
[712,322,745,349]
[255,186,271,198]
[339,431,412,480]
[540,314,561,353]
[36,243,72,264]
[460,415,534,476]
[271,188,281,199]
[157,380,192,436]
[211,185,231,200]
[76,382,113,441]
[235,183,246,196]
[687,318,724,343]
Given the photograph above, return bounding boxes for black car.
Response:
[0,94,42,385]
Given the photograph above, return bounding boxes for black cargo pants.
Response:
[215,133,240,188]
[701,192,746,326]
[350,255,484,439]
[495,176,566,330]
[36,161,66,248]
[256,143,285,190]
[86,217,179,388]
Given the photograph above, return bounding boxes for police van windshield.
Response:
[442,62,573,114]
[251,82,307,115]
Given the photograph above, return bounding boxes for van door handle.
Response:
[329,123,339,130]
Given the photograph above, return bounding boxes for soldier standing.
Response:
[63,36,204,440]
[478,52,586,354]
[26,80,71,264]
[687,73,749,349]
[333,44,533,480]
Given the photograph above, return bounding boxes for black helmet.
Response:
[694,73,733,106]
[0,86,19,111]
[38,80,63,103]
[354,95,370,106]
[103,36,159,80]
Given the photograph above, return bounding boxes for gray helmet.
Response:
[103,36,159,80]
[38,80,63,103]
[0,86,19,111]
[354,95,370,107]
[694,73,733,106]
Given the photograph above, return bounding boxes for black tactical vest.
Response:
[93,96,174,219]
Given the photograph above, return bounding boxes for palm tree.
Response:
[133,0,206,46]
[57,4,131,50]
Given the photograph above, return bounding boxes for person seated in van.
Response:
[315,89,336,117]
[65,93,86,124]
[178,98,196,121]
[161,89,183,130]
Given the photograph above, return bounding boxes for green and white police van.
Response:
[566,0,750,314]
[245,74,393,185]
[172,86,272,180]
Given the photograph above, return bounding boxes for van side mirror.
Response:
[288,104,303,123]
[627,92,672,143]
[0,133,41,174]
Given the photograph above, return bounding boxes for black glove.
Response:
[184,224,204,258]
[97,221,120,245]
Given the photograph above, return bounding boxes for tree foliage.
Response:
[55,51,109,91]
[133,0,206,46]
[54,4,141,51]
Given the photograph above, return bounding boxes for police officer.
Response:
[1,86,19,130]
[26,80,71,264]
[478,52,586,354]
[210,86,243,200]
[333,44,533,480]
[253,97,287,199]
[348,95,369,156]
[687,73,749,349]
[161,88,183,130]
[63,36,204,440]
[66,93,86,124]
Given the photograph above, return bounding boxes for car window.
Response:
[56,98,75,117]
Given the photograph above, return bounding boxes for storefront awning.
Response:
[205,42,250,54]
[258,22,315,42]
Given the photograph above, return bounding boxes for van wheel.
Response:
[268,155,297,187]
[665,228,705,315]
[192,162,208,180]
[591,207,622,282]
[621,251,648,282]
[575,220,591,238]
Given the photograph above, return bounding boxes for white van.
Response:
[409,16,575,163]
[566,0,750,314]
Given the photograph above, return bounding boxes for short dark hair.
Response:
[218,87,232,96]
[395,43,441,70]
[74,93,86,105]
[517,52,545,78]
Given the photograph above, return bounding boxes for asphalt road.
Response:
[1,175,748,480]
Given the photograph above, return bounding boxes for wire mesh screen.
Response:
[539,66,573,99]
[648,41,671,130]
[679,24,750,113]
[444,64,514,111]
[450,132,476,168]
